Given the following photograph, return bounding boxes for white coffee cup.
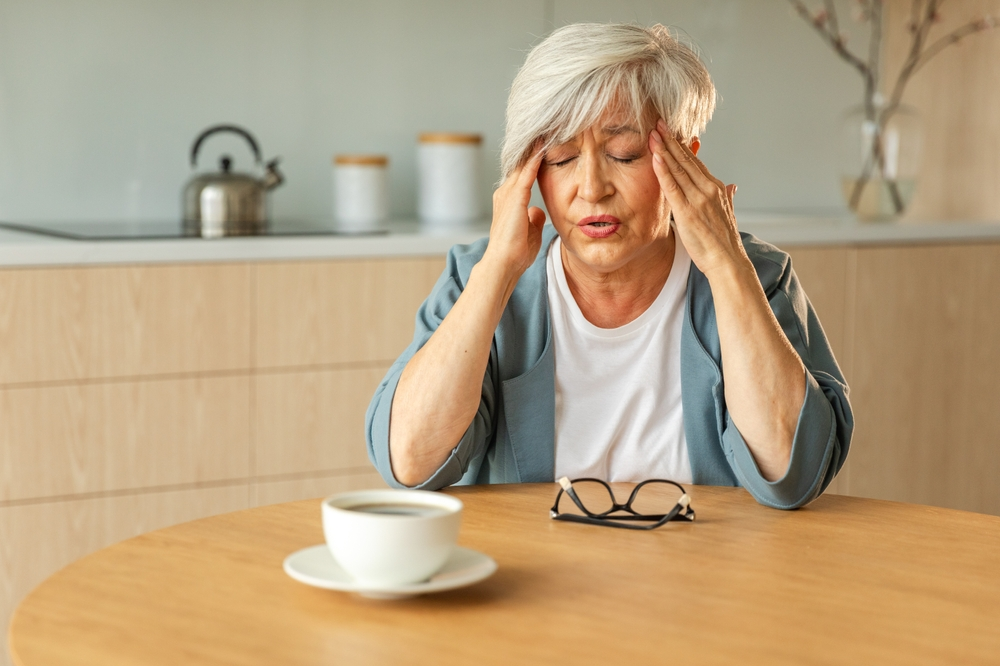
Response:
[322,489,463,587]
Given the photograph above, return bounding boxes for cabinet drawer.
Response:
[0,263,251,384]
[255,257,445,367]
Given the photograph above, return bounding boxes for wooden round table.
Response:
[9,484,1000,665]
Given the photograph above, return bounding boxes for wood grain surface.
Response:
[0,263,251,385]
[849,243,1000,515]
[254,366,389,477]
[10,484,1000,666]
[0,484,251,666]
[254,257,445,368]
[0,375,251,502]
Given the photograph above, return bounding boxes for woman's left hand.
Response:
[648,118,744,279]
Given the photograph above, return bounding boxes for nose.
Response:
[576,152,614,203]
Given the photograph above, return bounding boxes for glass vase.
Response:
[839,104,923,222]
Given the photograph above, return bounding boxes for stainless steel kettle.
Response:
[182,125,284,237]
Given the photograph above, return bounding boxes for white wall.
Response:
[0,0,869,223]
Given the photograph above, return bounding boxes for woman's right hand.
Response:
[481,150,547,281]
[389,150,546,487]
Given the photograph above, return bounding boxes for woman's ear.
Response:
[690,137,701,156]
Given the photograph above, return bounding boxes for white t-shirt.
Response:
[547,236,692,483]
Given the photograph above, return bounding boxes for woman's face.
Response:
[537,112,697,277]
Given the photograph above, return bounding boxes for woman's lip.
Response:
[577,215,621,239]
[577,222,620,238]
[578,215,621,225]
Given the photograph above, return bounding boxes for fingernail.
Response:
[651,130,663,145]
[653,152,664,164]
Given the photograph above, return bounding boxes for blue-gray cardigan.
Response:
[366,225,853,509]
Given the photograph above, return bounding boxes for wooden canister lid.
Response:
[418,132,483,145]
[333,154,388,166]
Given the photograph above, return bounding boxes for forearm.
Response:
[709,258,806,481]
[389,257,518,486]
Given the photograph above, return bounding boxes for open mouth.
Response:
[577,215,621,238]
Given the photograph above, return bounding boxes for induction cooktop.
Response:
[0,219,386,240]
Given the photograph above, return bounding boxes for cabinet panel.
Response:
[255,257,445,367]
[783,246,853,374]
[0,263,251,384]
[252,471,387,508]
[0,485,249,666]
[0,375,251,502]
[254,366,389,477]
[849,243,1000,515]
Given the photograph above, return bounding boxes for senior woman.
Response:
[366,23,852,509]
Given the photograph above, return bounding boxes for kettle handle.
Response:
[190,124,263,168]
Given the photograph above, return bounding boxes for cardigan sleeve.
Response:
[365,243,499,490]
[719,249,854,509]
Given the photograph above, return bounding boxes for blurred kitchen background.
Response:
[6,0,990,224]
[2,3,1000,664]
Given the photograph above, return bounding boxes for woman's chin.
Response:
[563,238,635,274]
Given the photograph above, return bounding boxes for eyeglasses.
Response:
[550,477,695,530]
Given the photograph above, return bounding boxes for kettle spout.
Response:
[263,158,284,190]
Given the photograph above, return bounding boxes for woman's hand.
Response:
[388,151,546,487]
[648,119,744,280]
[481,150,548,282]
[649,118,805,482]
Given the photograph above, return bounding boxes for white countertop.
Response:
[1,214,999,267]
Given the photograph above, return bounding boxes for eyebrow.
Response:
[601,125,642,137]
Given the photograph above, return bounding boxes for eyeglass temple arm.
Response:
[556,476,590,515]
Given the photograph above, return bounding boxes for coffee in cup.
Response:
[322,489,462,587]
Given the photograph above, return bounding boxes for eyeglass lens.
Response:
[628,480,684,516]
[562,479,684,518]
[565,480,615,515]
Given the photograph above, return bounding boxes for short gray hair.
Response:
[500,23,716,179]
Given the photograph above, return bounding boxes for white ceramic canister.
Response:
[333,154,389,231]
[417,133,483,225]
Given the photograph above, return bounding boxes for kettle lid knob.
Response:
[220,155,233,173]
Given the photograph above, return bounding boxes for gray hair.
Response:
[500,23,716,179]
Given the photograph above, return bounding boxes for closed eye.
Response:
[610,153,642,164]
[546,156,576,167]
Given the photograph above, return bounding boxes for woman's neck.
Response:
[560,230,676,329]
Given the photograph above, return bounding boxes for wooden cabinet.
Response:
[782,246,854,497]
[2,241,999,665]
[0,256,444,666]
[255,258,444,368]
[786,242,1000,515]
[848,245,1000,515]
[0,263,252,384]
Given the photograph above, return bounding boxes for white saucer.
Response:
[283,545,497,599]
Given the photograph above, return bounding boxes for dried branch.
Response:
[883,0,939,115]
[866,0,883,117]
[824,0,841,39]
[790,0,999,216]
[788,0,871,76]
[909,16,999,76]
[908,0,923,34]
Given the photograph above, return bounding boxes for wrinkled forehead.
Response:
[547,101,656,148]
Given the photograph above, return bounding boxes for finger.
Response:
[650,129,699,196]
[650,140,689,209]
[515,149,544,192]
[527,206,547,229]
[657,119,717,192]
[690,150,726,192]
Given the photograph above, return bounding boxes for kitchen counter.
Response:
[1,214,1000,267]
